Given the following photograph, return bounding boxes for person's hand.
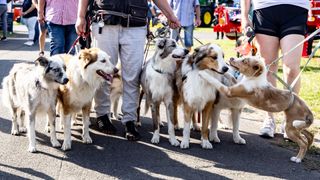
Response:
[75,17,87,36]
[167,15,181,29]
[38,12,45,24]
[241,17,252,34]
[195,18,201,27]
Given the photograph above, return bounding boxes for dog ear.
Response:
[157,38,166,49]
[35,56,49,67]
[79,49,94,69]
[252,63,263,77]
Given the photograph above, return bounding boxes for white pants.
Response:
[91,24,146,123]
[22,16,37,40]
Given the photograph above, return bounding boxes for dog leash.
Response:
[266,28,320,92]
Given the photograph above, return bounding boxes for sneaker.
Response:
[260,118,275,138]
[96,114,117,134]
[24,41,34,46]
[0,37,7,41]
[125,121,141,141]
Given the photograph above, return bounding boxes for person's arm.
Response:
[75,0,89,35]
[195,5,201,26]
[38,0,45,23]
[240,0,252,31]
[153,0,180,29]
[22,4,36,16]
[32,0,38,10]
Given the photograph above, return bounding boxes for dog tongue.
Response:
[96,70,112,81]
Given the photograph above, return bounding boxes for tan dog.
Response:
[199,56,314,163]
[56,48,118,151]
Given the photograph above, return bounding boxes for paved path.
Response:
[0,25,319,179]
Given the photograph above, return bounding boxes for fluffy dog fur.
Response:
[110,66,123,120]
[200,56,314,163]
[2,56,69,152]
[56,48,118,151]
[140,38,189,146]
[176,43,229,149]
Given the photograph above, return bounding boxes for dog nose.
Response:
[230,57,235,62]
[184,49,189,54]
[63,78,69,84]
[222,66,229,73]
[113,68,119,74]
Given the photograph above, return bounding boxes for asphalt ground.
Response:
[0,25,319,179]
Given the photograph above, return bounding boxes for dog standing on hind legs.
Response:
[2,56,69,152]
[200,56,314,163]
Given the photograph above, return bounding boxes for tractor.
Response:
[199,0,215,27]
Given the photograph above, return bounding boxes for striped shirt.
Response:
[45,0,78,25]
[169,0,200,27]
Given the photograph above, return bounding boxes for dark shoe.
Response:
[125,121,141,141]
[96,114,117,134]
[0,37,7,41]
[39,51,44,56]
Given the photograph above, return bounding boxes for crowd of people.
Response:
[0,0,310,141]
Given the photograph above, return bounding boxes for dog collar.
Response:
[151,65,172,76]
[35,79,47,90]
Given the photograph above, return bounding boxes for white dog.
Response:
[2,56,69,152]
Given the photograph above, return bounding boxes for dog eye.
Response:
[211,56,217,60]
[53,68,60,72]
[100,59,106,63]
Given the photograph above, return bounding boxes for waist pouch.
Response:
[93,0,148,27]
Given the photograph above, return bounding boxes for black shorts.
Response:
[252,4,308,39]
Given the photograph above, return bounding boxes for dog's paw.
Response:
[209,133,221,143]
[169,138,180,147]
[151,133,160,144]
[135,121,142,127]
[192,124,201,132]
[82,135,93,144]
[19,127,27,133]
[180,140,189,149]
[234,137,246,145]
[290,156,302,163]
[44,125,50,133]
[28,146,37,153]
[51,139,61,148]
[61,141,71,151]
[11,129,20,136]
[201,139,213,149]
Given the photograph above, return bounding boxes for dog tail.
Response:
[292,113,313,129]
[1,76,12,108]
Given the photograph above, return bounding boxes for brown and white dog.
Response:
[56,48,118,151]
[200,56,314,163]
[139,38,189,146]
[176,43,229,149]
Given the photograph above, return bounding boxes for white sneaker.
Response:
[260,118,275,138]
[24,41,34,46]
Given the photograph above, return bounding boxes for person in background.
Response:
[76,0,180,141]
[38,0,78,56]
[169,0,201,51]
[33,0,46,56]
[241,0,309,138]
[0,0,9,41]
[22,0,38,46]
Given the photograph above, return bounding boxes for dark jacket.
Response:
[22,0,37,18]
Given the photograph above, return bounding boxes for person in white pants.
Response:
[22,0,37,46]
[76,0,180,140]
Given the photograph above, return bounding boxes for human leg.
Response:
[47,22,65,56]
[38,22,47,55]
[119,26,146,140]
[184,25,194,51]
[0,5,7,39]
[64,24,78,54]
[280,35,304,93]
[91,24,120,134]
[255,33,280,138]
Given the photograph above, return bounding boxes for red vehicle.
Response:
[303,0,320,56]
[213,5,242,40]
